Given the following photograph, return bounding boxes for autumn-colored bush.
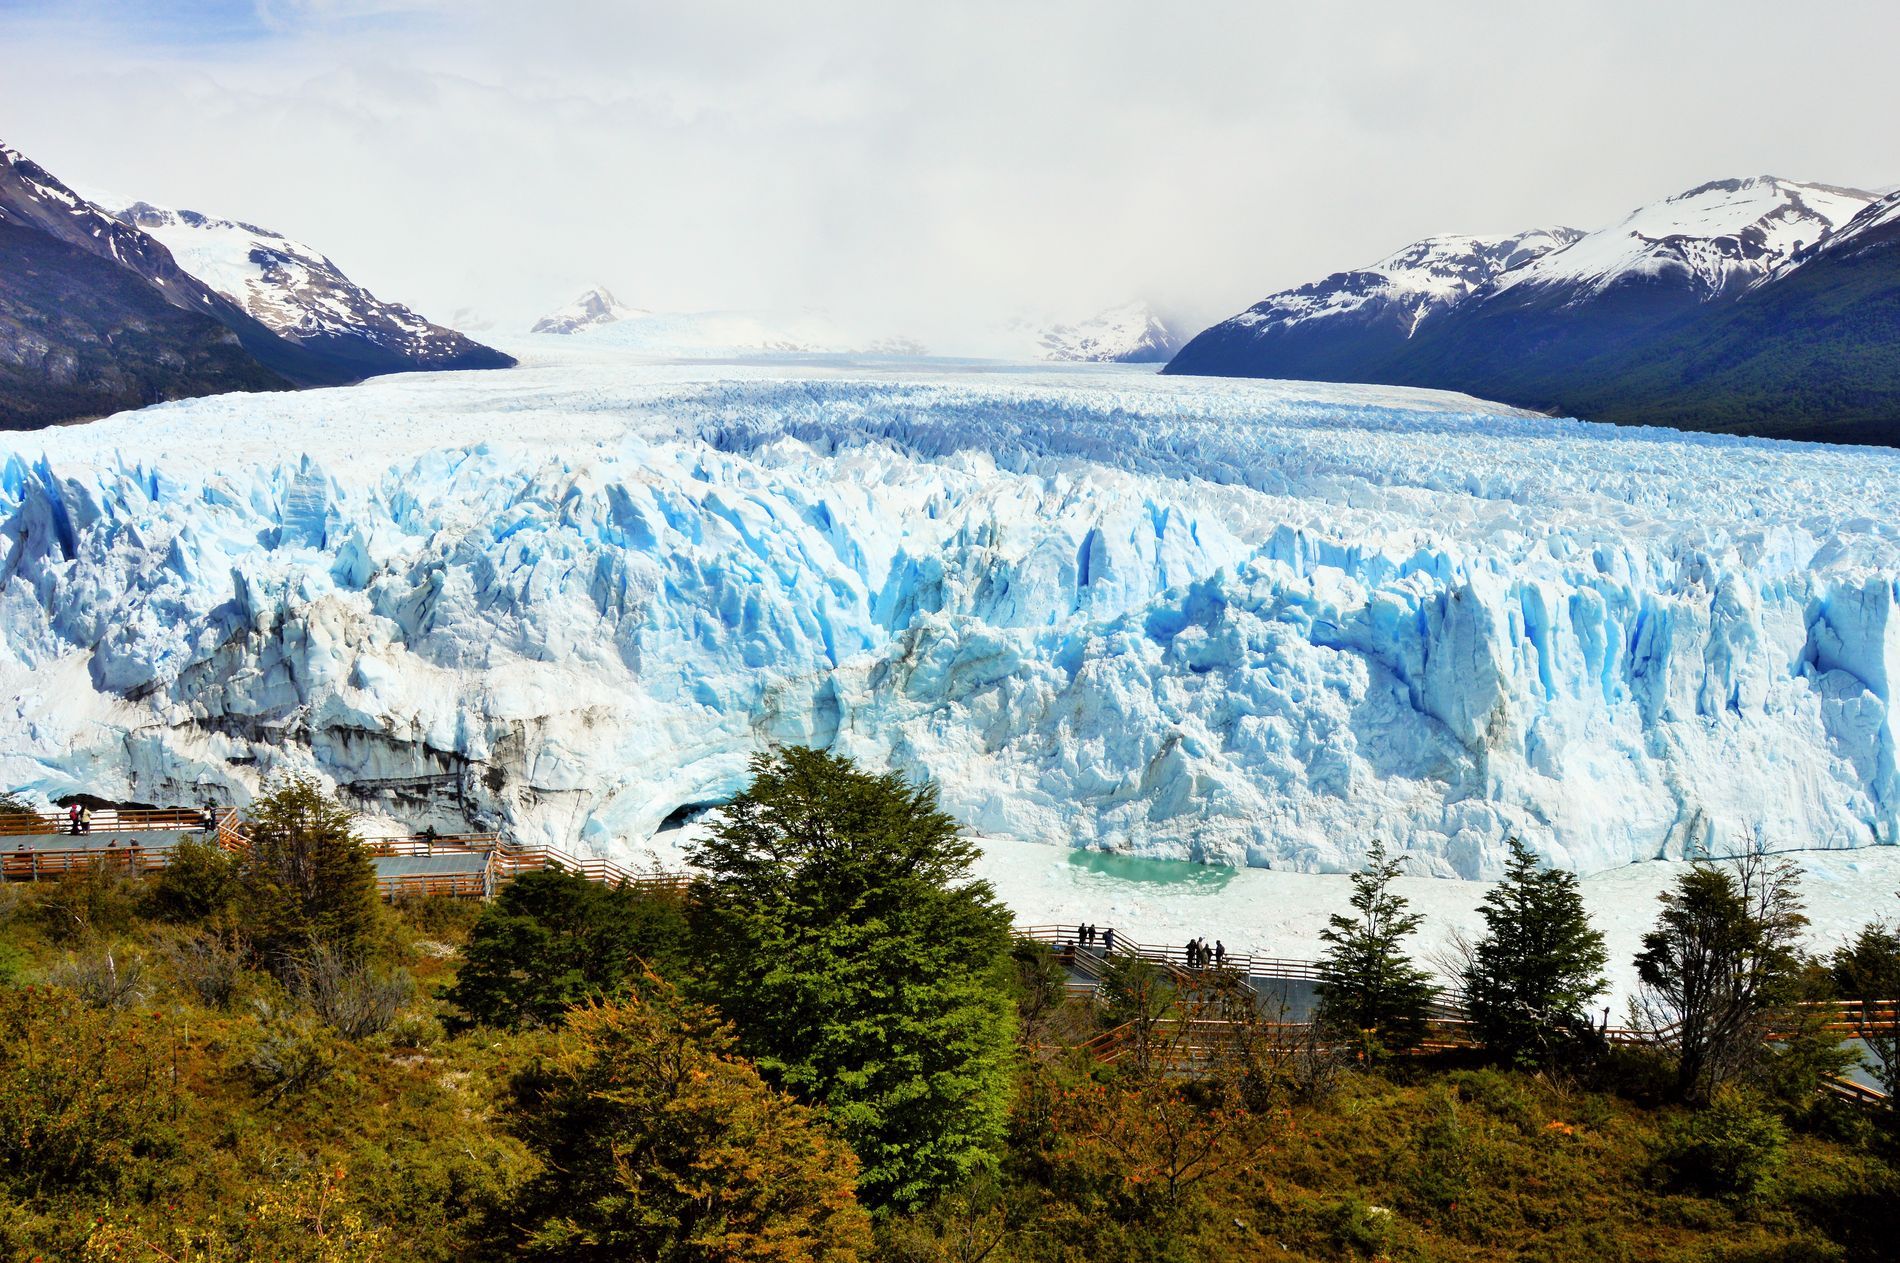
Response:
[505,976,875,1262]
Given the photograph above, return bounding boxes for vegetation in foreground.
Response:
[1,760,1897,1262]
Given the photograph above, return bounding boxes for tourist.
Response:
[67,803,80,835]
[78,805,93,834]
[1215,939,1226,967]
[1103,927,1114,953]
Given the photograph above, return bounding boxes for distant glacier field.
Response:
[3,344,1898,879]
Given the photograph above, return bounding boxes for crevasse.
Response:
[0,357,1896,879]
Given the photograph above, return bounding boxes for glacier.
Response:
[2,348,1898,880]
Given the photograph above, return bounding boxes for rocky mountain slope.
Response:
[1169,177,1898,443]
[1172,229,1580,381]
[114,201,514,375]
[0,141,509,429]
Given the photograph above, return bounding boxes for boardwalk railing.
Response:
[1015,923,1325,982]
[0,840,178,880]
[0,807,240,840]
[360,831,694,900]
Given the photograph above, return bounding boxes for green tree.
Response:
[444,866,689,1031]
[1315,840,1436,1057]
[1463,838,1609,1066]
[235,775,379,968]
[1632,853,1808,1103]
[1831,920,1900,1110]
[151,834,241,925]
[505,978,873,1262]
[687,747,1016,1211]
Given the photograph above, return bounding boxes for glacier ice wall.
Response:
[1,355,1897,878]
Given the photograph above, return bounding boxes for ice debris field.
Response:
[3,345,1900,888]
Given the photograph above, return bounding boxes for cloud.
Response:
[1,0,1895,344]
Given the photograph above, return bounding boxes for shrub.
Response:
[48,947,149,1011]
[151,834,240,924]
[290,946,415,1040]
[1657,1088,1788,1201]
[505,977,874,1261]
[35,860,141,941]
[444,866,687,1031]
[392,892,487,942]
[166,932,248,1009]
[1324,1195,1397,1258]
[0,986,181,1191]
[246,999,341,1104]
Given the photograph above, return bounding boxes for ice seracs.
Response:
[2,352,1898,880]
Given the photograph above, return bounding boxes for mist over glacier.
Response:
[1,348,1896,879]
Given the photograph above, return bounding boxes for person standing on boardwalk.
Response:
[1215,940,1226,967]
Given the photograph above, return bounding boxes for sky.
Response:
[2,0,1895,345]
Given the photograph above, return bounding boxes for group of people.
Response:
[1070,924,1230,970]
[1183,936,1227,969]
[59,801,221,836]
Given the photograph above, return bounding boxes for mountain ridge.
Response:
[1166,175,1899,444]
[0,141,512,429]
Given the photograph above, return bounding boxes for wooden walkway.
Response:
[4,799,1893,1111]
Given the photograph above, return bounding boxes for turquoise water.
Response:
[1063,847,1240,892]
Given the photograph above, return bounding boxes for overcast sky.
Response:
[2,0,1894,343]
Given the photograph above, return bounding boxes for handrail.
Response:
[0,807,231,838]
[1015,923,1324,981]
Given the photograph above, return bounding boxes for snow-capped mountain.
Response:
[1804,188,1900,263]
[5,355,1900,878]
[1227,228,1582,340]
[1,142,294,427]
[1490,176,1873,303]
[1,140,514,428]
[1169,175,1897,443]
[1032,302,1180,362]
[531,286,646,335]
[113,200,513,373]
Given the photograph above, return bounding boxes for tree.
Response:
[1831,920,1900,1112]
[1463,838,1608,1066]
[236,775,379,968]
[151,834,240,925]
[1315,840,1436,1056]
[505,978,873,1262]
[1632,853,1808,1103]
[445,866,689,1030]
[687,747,1016,1211]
